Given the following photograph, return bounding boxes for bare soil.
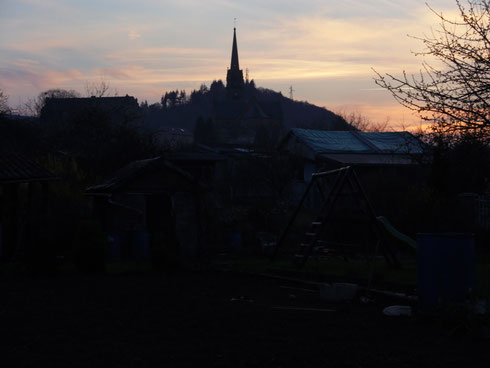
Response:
[0,270,487,367]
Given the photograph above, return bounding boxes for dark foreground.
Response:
[0,270,487,367]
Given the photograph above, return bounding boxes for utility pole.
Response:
[289,85,294,100]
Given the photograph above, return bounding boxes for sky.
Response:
[0,0,459,129]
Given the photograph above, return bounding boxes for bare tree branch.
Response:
[374,0,490,141]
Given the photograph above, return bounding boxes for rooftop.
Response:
[0,153,58,184]
[287,128,425,155]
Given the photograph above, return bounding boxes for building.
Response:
[0,153,58,261]
[279,128,428,220]
[280,128,426,177]
[40,95,141,129]
[226,27,245,99]
[211,28,283,149]
[86,157,205,260]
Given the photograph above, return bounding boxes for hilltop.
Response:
[140,81,350,136]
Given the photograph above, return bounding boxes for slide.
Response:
[376,216,417,251]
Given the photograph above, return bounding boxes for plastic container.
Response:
[106,233,121,260]
[133,231,150,259]
[417,233,475,313]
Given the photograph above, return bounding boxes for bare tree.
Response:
[336,110,390,132]
[85,79,111,98]
[374,0,490,141]
[26,88,80,116]
[0,88,10,116]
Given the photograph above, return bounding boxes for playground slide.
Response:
[376,216,417,251]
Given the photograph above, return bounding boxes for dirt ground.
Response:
[0,270,488,367]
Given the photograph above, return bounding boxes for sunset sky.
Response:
[0,0,458,129]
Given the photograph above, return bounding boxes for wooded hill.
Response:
[140,80,350,134]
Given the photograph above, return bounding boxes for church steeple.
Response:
[226,27,244,97]
[230,27,240,70]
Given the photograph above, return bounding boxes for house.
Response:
[86,157,205,261]
[279,128,428,219]
[40,95,141,129]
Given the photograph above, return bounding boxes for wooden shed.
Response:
[86,157,204,261]
[0,153,58,261]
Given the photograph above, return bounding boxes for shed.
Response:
[0,153,58,261]
[280,129,424,173]
[86,157,204,261]
[279,128,428,220]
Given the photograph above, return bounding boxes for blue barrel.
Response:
[106,233,121,261]
[229,232,242,251]
[417,233,475,313]
[132,231,150,260]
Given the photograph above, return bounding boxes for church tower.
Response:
[226,27,244,98]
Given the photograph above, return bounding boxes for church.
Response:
[211,27,283,150]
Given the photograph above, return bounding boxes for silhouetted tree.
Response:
[190,84,209,104]
[210,80,225,93]
[162,90,178,109]
[374,0,490,141]
[148,102,162,113]
[0,89,10,116]
[85,79,111,97]
[336,111,389,132]
[177,90,187,105]
[433,135,490,192]
[28,88,80,116]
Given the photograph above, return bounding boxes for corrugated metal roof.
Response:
[290,129,371,153]
[0,153,58,184]
[289,128,424,155]
[319,153,415,166]
[358,132,424,154]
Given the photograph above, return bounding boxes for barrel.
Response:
[417,233,475,314]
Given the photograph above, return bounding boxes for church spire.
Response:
[230,27,240,70]
[226,26,244,97]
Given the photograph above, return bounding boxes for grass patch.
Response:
[224,250,490,298]
[219,254,417,287]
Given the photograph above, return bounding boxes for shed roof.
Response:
[0,153,58,184]
[319,153,414,166]
[86,157,197,195]
[287,128,424,155]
